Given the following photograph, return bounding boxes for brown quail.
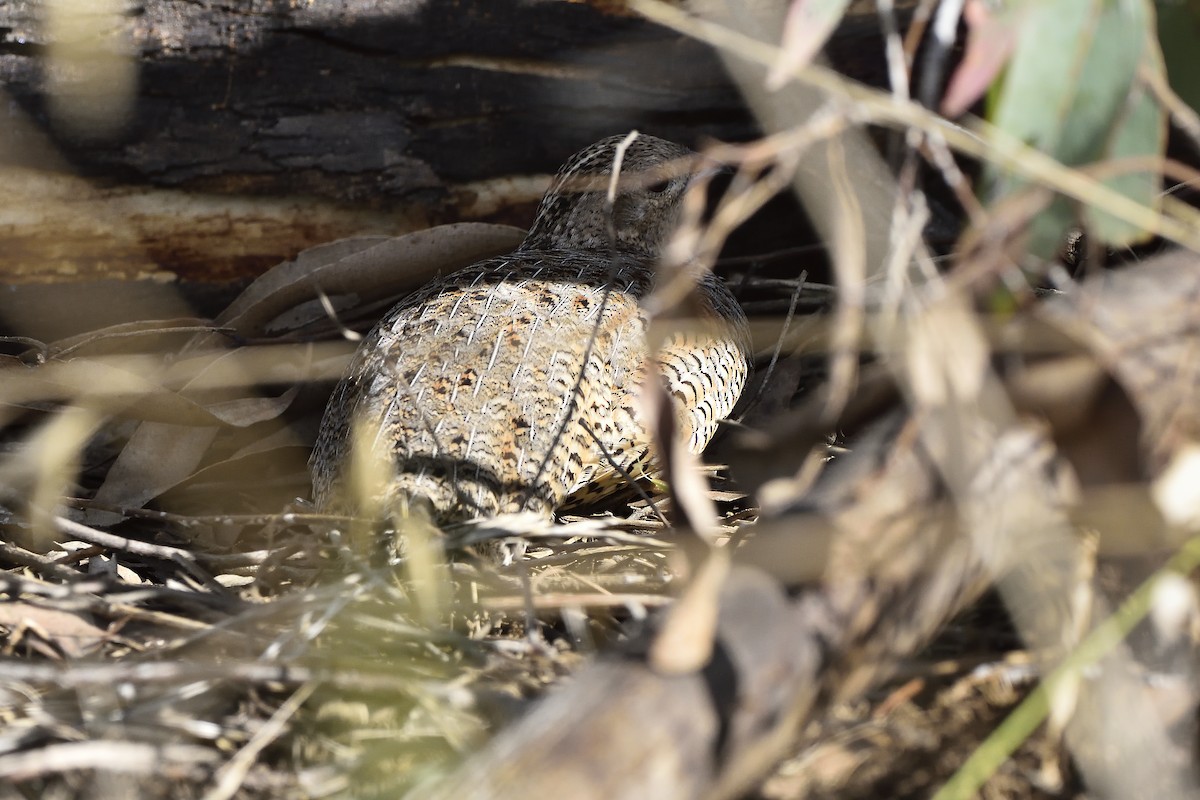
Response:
[309,133,749,522]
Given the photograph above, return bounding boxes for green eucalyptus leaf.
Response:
[1084,37,1167,245]
[985,0,1160,256]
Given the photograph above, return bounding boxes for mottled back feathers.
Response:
[310,133,749,522]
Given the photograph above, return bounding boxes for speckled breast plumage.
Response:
[309,134,750,522]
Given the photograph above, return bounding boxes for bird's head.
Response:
[522,133,700,257]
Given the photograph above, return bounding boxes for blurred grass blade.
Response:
[2,358,297,426]
[20,405,102,545]
[935,534,1200,800]
[766,0,851,90]
[44,0,136,139]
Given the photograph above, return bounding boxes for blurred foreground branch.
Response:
[424,247,1200,799]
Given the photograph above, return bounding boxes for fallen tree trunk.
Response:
[0,0,897,297]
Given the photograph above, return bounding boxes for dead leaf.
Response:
[48,318,221,359]
[215,223,525,338]
[203,388,299,428]
[941,0,1020,117]
[0,601,108,658]
[87,421,219,525]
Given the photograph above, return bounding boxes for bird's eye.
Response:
[647,179,671,194]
